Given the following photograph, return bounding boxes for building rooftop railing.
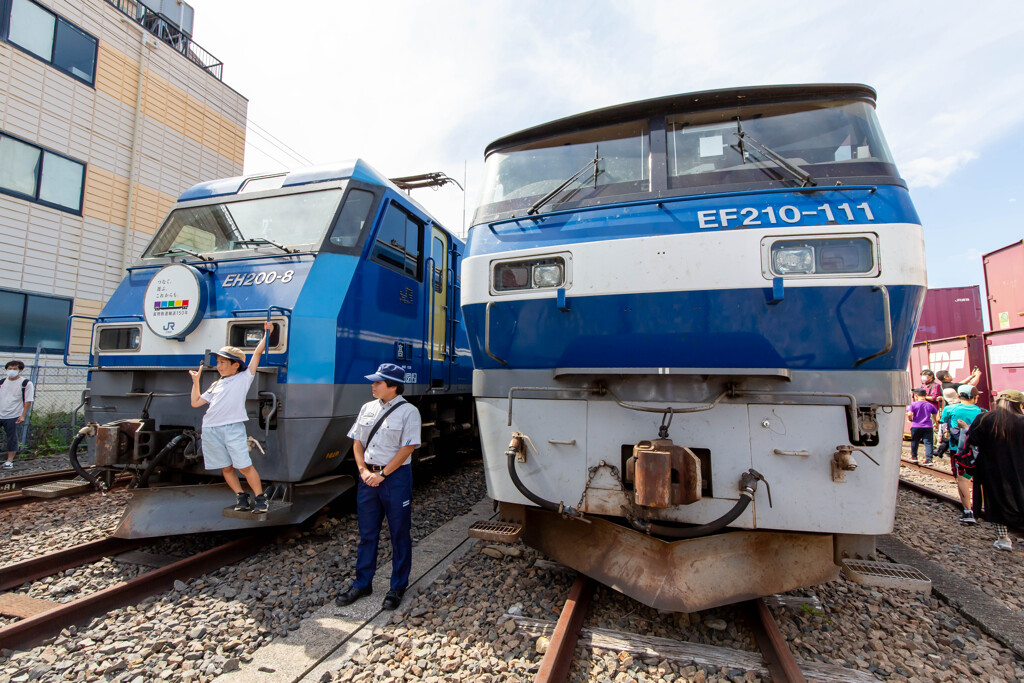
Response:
[106,0,224,80]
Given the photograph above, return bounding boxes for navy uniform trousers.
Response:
[353,464,413,592]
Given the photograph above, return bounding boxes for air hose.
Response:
[69,425,103,491]
[634,469,768,539]
[505,434,584,518]
[138,433,190,487]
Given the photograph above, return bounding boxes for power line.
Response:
[246,118,314,166]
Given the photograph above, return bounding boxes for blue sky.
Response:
[186,1,1023,304]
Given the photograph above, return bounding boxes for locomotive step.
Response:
[21,478,93,498]
[841,558,932,593]
[468,519,523,543]
[222,500,293,521]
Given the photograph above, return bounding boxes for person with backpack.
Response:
[964,390,1024,551]
[1,360,34,469]
[946,385,986,524]
[336,363,421,611]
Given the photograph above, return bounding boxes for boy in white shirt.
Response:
[189,321,272,512]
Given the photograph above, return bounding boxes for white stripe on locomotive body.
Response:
[461,222,925,305]
[94,317,288,362]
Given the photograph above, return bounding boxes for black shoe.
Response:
[382,589,405,610]
[252,493,268,513]
[336,585,372,606]
[233,492,251,511]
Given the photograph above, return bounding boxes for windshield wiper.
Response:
[527,148,603,216]
[153,247,212,261]
[734,121,816,187]
[233,238,298,254]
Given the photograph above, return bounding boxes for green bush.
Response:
[24,411,76,456]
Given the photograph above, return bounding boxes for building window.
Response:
[0,131,85,213]
[0,288,72,353]
[3,0,98,85]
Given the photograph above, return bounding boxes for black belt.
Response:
[367,464,387,473]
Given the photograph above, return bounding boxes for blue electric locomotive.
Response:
[464,85,926,611]
[66,160,473,537]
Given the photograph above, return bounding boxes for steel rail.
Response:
[534,573,594,683]
[0,532,272,651]
[898,458,957,483]
[0,537,148,592]
[743,598,807,683]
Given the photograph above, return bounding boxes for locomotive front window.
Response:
[477,121,649,219]
[143,189,344,258]
[667,102,898,190]
[97,326,141,351]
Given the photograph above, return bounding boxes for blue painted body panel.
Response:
[465,284,924,371]
[96,165,472,392]
[467,185,919,257]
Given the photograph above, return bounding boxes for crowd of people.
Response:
[911,368,1023,551]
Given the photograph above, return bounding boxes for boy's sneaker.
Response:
[252,493,268,514]
[994,537,1013,551]
[2,461,12,469]
[233,492,251,511]
[959,510,976,525]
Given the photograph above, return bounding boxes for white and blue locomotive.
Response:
[463,85,926,611]
[68,160,473,537]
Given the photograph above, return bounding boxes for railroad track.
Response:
[0,468,131,510]
[0,530,275,651]
[529,574,875,683]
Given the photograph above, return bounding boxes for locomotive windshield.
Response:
[475,100,898,222]
[143,188,344,258]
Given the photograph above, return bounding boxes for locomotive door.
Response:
[427,227,451,388]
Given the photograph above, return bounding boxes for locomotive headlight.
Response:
[493,254,569,292]
[772,246,814,274]
[533,263,564,288]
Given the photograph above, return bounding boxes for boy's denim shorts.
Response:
[202,423,251,470]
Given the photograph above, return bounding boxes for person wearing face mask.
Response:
[0,361,34,469]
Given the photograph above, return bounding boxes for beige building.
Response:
[0,0,246,379]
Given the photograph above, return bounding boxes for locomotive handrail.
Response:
[488,184,880,229]
[63,315,98,368]
[230,307,292,320]
[553,367,792,380]
[507,386,598,426]
[485,302,508,366]
[731,388,864,442]
[96,315,145,322]
[605,386,731,416]
[853,285,892,367]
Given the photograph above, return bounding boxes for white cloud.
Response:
[902,151,979,188]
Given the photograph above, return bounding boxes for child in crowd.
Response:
[189,321,273,513]
[906,388,938,464]
[945,384,986,524]
[933,387,960,459]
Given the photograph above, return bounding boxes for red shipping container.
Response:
[914,286,984,342]
[905,335,991,436]
[983,240,1024,331]
[985,328,1024,397]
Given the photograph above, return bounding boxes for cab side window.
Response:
[372,202,422,278]
[330,188,376,248]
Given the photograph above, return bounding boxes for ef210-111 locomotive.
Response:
[464,85,926,611]
[65,160,474,537]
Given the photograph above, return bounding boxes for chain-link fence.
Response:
[17,365,88,457]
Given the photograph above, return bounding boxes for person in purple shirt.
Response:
[906,388,939,464]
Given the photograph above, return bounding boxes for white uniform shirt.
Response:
[347,396,421,467]
[200,372,254,428]
[0,377,34,419]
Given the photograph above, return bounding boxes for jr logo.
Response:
[929,350,965,375]
[163,322,176,332]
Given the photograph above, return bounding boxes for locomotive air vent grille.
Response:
[841,559,932,593]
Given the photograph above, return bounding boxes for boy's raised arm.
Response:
[249,321,274,375]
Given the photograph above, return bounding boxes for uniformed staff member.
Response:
[336,363,421,610]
